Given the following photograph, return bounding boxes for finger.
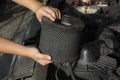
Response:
[54,8,61,19]
[44,7,56,19]
[41,54,51,60]
[36,53,51,60]
[40,9,55,21]
[37,60,52,66]
[36,13,43,22]
[51,8,60,19]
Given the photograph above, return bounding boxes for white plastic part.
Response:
[74,2,108,14]
[74,5,99,14]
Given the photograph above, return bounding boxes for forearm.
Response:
[12,0,61,23]
[12,0,43,13]
[0,37,31,58]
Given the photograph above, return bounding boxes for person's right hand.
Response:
[35,5,61,22]
[28,47,52,66]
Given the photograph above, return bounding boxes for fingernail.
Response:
[51,18,55,21]
[48,56,51,60]
[59,16,61,19]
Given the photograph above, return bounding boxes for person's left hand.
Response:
[35,6,61,22]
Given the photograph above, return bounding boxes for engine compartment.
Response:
[1,0,120,80]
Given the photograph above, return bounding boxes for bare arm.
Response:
[0,37,51,65]
[12,0,43,13]
[12,0,61,22]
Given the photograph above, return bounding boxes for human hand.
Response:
[28,47,52,66]
[35,5,61,22]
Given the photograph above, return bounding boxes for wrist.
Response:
[26,47,39,60]
[12,0,44,13]
[31,0,44,13]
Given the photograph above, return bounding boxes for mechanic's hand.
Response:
[29,47,52,66]
[35,5,61,22]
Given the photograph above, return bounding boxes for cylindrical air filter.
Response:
[39,15,84,64]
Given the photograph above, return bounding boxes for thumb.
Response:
[35,53,51,60]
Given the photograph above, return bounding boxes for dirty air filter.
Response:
[39,15,84,65]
